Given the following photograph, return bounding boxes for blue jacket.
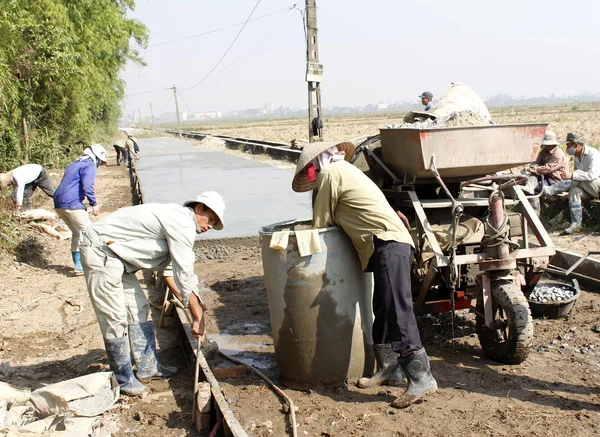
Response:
[54,158,98,209]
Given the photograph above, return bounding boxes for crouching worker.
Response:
[54,144,108,274]
[80,192,225,395]
[0,164,55,211]
[292,142,437,408]
[544,133,600,234]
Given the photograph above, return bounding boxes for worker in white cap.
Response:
[54,144,108,274]
[0,164,55,211]
[79,191,225,395]
[292,141,437,409]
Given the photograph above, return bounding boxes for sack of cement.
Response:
[28,373,119,418]
[402,83,493,127]
[17,209,57,222]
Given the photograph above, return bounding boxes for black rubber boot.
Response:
[129,321,177,381]
[391,348,437,408]
[104,336,146,396]
[357,344,406,388]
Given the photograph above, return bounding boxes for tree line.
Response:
[0,0,148,171]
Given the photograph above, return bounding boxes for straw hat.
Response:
[292,141,355,192]
[0,171,14,189]
[541,131,558,146]
[183,191,225,230]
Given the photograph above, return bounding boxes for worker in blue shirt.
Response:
[54,144,108,273]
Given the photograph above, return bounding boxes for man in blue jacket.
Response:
[54,144,108,273]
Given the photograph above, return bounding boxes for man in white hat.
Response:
[54,144,108,274]
[79,191,225,395]
[521,130,569,214]
[292,142,437,409]
[528,130,568,185]
[0,164,55,211]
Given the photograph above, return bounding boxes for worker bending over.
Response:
[292,142,437,408]
[80,192,225,395]
[54,144,108,274]
[544,133,600,234]
[0,164,55,211]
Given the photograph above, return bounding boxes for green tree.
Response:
[0,0,148,171]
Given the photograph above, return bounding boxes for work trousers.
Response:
[55,208,91,252]
[14,168,55,210]
[551,179,600,203]
[80,232,150,339]
[370,237,422,357]
[113,145,129,166]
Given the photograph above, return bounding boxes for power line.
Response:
[177,90,194,115]
[125,87,170,98]
[216,9,297,78]
[180,0,263,91]
[148,7,291,48]
[156,94,173,114]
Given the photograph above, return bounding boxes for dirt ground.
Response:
[196,237,600,437]
[2,132,600,437]
[0,150,201,437]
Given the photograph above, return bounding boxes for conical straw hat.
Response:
[292,141,355,192]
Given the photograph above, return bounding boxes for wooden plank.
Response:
[174,307,248,437]
[400,198,519,209]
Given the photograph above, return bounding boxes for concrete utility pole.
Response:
[149,102,155,127]
[306,0,323,142]
[137,109,141,127]
[172,85,182,137]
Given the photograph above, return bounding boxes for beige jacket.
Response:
[312,161,414,270]
[84,203,200,304]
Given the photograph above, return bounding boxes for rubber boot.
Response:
[104,336,147,396]
[357,344,406,388]
[562,202,583,235]
[72,252,83,273]
[390,348,437,408]
[522,176,538,195]
[129,321,177,381]
[543,180,572,198]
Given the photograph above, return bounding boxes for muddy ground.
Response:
[197,237,600,437]
[2,140,600,437]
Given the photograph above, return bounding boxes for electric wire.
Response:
[148,6,292,48]
[180,0,262,91]
[177,90,194,115]
[156,94,173,114]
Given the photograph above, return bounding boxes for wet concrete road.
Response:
[135,137,311,239]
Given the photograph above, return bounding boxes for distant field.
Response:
[161,102,600,147]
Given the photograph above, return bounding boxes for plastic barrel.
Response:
[259,219,375,389]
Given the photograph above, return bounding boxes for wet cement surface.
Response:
[135,137,311,239]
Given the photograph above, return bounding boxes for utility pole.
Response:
[305,0,323,142]
[137,109,141,127]
[149,102,155,127]
[172,85,182,137]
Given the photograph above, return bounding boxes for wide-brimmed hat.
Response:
[0,171,14,189]
[541,130,558,146]
[183,191,225,230]
[292,141,355,192]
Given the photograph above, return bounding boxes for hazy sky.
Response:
[122,0,600,117]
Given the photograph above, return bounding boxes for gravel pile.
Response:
[529,285,576,303]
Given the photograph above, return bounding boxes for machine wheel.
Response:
[476,280,533,364]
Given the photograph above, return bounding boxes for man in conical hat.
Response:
[292,141,437,409]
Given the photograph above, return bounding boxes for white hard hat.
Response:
[89,144,108,164]
[183,191,225,230]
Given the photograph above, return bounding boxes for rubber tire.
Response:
[476,280,533,364]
